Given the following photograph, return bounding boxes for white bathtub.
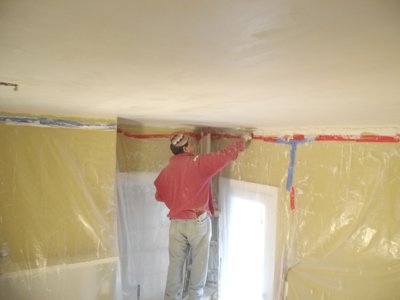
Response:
[0,257,119,300]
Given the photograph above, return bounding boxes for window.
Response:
[219,178,278,300]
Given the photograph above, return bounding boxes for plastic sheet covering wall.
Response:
[116,123,202,300]
[286,141,400,300]
[3,114,398,300]
[115,124,220,300]
[116,123,400,300]
[116,171,169,300]
[216,134,400,300]
[0,116,118,300]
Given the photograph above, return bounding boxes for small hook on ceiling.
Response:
[0,81,18,91]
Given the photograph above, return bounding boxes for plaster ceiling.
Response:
[1,0,399,130]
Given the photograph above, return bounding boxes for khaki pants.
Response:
[164,213,212,300]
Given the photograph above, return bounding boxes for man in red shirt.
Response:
[154,133,250,300]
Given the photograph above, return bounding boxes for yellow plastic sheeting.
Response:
[217,136,400,299]
[286,142,400,299]
[0,119,117,300]
[4,116,398,300]
[116,123,203,173]
[116,128,400,299]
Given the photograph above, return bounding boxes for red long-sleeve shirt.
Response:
[154,139,245,219]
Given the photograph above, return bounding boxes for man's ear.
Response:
[183,146,189,153]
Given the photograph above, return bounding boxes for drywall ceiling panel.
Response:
[1,0,399,129]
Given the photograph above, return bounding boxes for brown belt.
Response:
[195,210,206,217]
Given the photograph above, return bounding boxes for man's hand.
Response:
[242,133,253,143]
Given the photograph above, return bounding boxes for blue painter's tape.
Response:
[270,137,314,192]
[276,136,288,144]
[0,116,34,124]
[0,115,116,129]
[286,142,297,191]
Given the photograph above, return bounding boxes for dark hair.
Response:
[170,140,188,155]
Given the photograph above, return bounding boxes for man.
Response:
[154,132,250,300]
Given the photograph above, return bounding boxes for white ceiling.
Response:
[1,0,399,130]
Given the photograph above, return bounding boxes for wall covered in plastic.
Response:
[117,124,400,299]
[287,141,400,299]
[215,134,400,299]
[116,123,207,300]
[1,113,399,300]
[0,115,118,300]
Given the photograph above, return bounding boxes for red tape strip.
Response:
[117,128,201,140]
[315,135,399,143]
[117,128,400,143]
[290,186,296,211]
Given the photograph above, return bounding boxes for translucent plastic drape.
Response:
[117,125,400,300]
[0,118,118,300]
[3,115,398,300]
[116,172,169,300]
[285,141,400,299]
[115,125,225,300]
[116,124,173,300]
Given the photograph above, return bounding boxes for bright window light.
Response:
[219,178,278,300]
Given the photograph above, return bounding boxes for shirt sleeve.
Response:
[197,138,246,178]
